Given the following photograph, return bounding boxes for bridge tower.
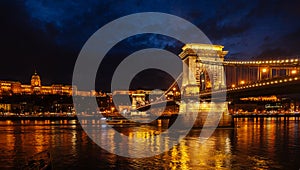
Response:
[178,44,232,128]
[131,92,146,110]
[179,44,228,96]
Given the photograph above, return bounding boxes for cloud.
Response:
[257,29,300,58]
[2,0,300,88]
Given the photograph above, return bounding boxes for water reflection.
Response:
[0,118,299,169]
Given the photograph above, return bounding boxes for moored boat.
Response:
[22,150,52,170]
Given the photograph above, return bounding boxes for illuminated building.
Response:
[0,70,75,95]
[21,85,32,94]
[31,71,41,93]
[0,103,11,111]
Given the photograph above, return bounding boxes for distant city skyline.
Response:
[0,70,74,96]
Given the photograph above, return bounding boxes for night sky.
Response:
[1,1,300,91]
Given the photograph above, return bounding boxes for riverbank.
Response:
[0,116,78,121]
[1,113,300,121]
[232,113,300,118]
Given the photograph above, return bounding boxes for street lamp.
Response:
[111,106,115,113]
[262,68,267,73]
[260,68,268,79]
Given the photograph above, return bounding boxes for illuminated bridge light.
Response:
[271,81,274,84]
[284,79,287,82]
[296,59,298,62]
[259,83,262,86]
[279,80,283,83]
[266,61,269,63]
[256,84,258,86]
[295,77,298,80]
[266,82,270,85]
[275,81,278,83]
[262,83,266,85]
[289,78,292,81]
[262,68,267,73]
[286,59,289,62]
[277,60,280,63]
[291,59,294,62]
[281,60,285,63]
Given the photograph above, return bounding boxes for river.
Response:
[0,117,299,169]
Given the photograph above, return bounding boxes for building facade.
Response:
[0,71,74,95]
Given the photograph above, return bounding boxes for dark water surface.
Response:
[0,118,299,169]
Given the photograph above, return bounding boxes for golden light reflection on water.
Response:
[3,125,15,152]
[86,124,234,169]
[172,133,233,170]
[0,118,299,169]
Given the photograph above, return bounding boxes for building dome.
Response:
[31,70,41,87]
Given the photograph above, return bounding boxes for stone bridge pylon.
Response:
[178,44,232,128]
[179,44,228,96]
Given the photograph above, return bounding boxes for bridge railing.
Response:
[228,75,300,91]
[223,57,300,65]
